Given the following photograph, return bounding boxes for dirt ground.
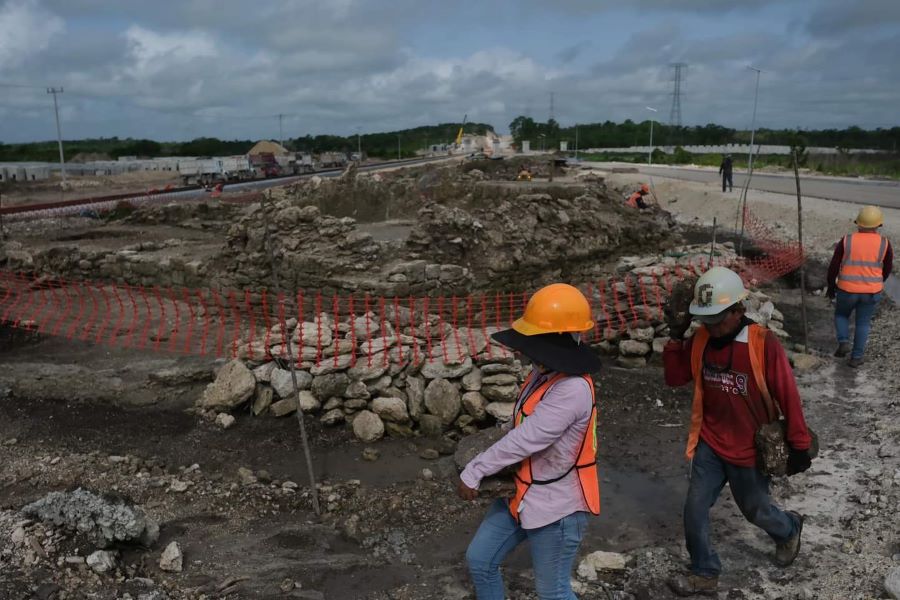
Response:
[0,171,898,599]
[0,171,182,208]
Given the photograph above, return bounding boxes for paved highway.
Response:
[614,164,900,210]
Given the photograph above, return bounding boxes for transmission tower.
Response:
[668,63,687,146]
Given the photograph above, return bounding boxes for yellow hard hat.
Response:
[855,206,884,228]
[512,283,594,336]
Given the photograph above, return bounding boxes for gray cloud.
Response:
[0,0,898,143]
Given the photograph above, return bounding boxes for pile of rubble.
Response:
[598,241,792,368]
[197,317,528,442]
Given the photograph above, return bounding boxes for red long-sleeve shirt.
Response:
[664,327,811,467]
[826,235,893,297]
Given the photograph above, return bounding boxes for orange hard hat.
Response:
[640,183,650,194]
[512,283,594,336]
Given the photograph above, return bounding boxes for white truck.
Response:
[178,156,255,185]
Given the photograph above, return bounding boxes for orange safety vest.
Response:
[625,192,641,208]
[685,324,771,459]
[837,233,888,294]
[509,372,600,520]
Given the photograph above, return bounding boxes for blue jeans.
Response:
[835,289,882,359]
[466,499,587,600]
[684,440,799,577]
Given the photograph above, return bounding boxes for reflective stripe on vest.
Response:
[837,233,887,293]
[685,324,771,459]
[508,372,600,520]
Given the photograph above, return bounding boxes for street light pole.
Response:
[356,127,361,161]
[645,106,658,166]
[47,87,66,184]
[575,125,579,161]
[397,135,401,160]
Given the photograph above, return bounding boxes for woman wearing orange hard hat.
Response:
[458,283,602,600]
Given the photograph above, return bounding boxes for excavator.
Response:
[454,114,467,148]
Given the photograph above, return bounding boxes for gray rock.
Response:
[298,390,321,412]
[481,373,517,386]
[312,373,350,399]
[424,378,461,425]
[886,567,900,599]
[270,397,298,417]
[310,354,353,375]
[252,386,274,415]
[419,414,444,437]
[372,397,409,423]
[461,367,483,391]
[198,360,255,410]
[343,380,370,399]
[366,375,393,394]
[270,368,312,398]
[486,402,515,422]
[462,391,487,420]
[23,488,159,548]
[618,340,651,357]
[87,550,117,574]
[480,363,517,376]
[347,358,389,382]
[481,384,518,402]
[454,428,505,471]
[215,413,236,429]
[252,362,276,383]
[616,356,647,369]
[406,376,425,420]
[320,408,344,426]
[652,337,668,354]
[421,357,473,380]
[159,541,183,573]
[627,326,655,343]
[344,398,368,410]
[353,410,385,442]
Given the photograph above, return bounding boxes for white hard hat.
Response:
[689,267,749,319]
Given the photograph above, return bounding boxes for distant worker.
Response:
[626,183,651,209]
[458,283,601,600]
[719,154,733,192]
[826,206,893,367]
[663,267,813,596]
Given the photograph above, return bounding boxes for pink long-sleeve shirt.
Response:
[460,369,595,529]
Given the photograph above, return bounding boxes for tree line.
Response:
[510,116,900,152]
[1,119,897,163]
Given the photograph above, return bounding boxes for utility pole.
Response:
[397,134,401,160]
[356,127,361,161]
[278,113,284,147]
[645,106,658,165]
[47,87,66,184]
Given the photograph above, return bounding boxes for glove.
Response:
[664,277,697,339]
[786,448,812,475]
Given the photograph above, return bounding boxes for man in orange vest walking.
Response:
[663,267,814,596]
[457,283,601,600]
[826,206,893,367]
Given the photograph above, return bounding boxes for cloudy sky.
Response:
[1,0,898,143]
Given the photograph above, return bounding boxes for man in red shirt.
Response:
[662,267,814,596]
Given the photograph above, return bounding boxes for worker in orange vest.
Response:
[826,206,893,367]
[458,283,601,599]
[626,183,651,209]
[662,267,813,597]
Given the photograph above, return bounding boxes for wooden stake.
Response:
[260,191,321,516]
[792,150,810,351]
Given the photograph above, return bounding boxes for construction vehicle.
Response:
[455,114,468,148]
[317,152,348,169]
[177,156,255,185]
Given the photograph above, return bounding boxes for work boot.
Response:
[847,357,864,368]
[834,342,851,357]
[667,572,718,596]
[775,511,804,567]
